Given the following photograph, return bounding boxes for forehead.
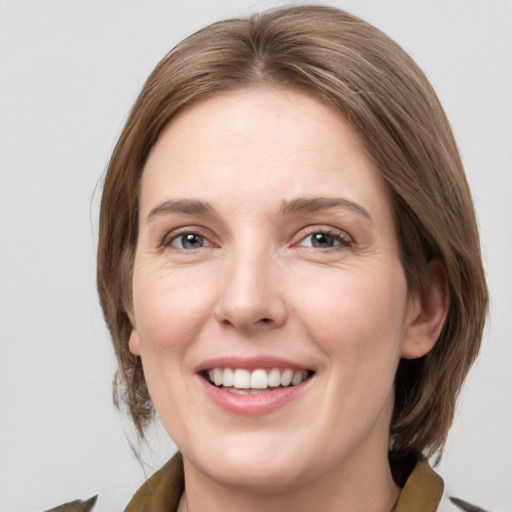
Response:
[140,87,391,219]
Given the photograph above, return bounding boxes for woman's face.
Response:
[129,88,421,493]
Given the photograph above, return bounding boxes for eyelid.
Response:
[158,224,352,251]
[161,225,217,249]
[294,225,353,248]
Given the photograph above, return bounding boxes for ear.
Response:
[401,259,450,359]
[128,329,141,356]
[126,303,141,356]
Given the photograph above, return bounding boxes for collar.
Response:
[392,459,444,511]
[125,453,444,512]
[125,453,184,512]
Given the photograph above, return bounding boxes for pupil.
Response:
[312,233,333,248]
[183,233,202,248]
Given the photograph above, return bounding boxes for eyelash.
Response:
[161,228,213,250]
[161,226,352,252]
[296,226,352,250]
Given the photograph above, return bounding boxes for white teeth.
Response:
[222,368,234,387]
[233,369,250,389]
[250,369,268,389]
[268,367,281,387]
[280,369,293,386]
[226,388,270,395]
[292,370,307,386]
[207,367,311,390]
[213,368,223,386]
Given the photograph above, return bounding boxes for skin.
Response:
[128,87,447,512]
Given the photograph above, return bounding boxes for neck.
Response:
[178,444,400,512]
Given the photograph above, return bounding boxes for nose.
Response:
[214,250,287,332]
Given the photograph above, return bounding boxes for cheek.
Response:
[132,266,216,357]
[130,268,217,432]
[296,265,408,371]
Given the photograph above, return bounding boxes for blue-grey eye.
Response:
[310,233,336,248]
[172,233,205,249]
[300,232,340,249]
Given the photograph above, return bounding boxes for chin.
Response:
[207,459,308,495]
[184,433,313,494]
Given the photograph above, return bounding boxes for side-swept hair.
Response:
[97,5,488,462]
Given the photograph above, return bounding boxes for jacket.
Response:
[46,453,487,512]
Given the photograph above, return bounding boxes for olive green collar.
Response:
[125,453,185,512]
[125,453,444,512]
[392,459,444,511]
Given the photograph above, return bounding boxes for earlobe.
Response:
[126,305,141,356]
[128,329,141,356]
[401,259,450,359]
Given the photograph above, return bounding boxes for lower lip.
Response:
[198,375,312,415]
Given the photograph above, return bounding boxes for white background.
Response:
[1,1,511,511]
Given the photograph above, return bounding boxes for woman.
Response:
[53,5,487,511]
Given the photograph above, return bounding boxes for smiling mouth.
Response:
[204,367,314,395]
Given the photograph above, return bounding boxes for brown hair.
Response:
[97,5,487,462]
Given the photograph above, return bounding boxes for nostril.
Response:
[260,318,271,323]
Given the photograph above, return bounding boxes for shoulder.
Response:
[439,494,490,512]
[43,479,143,512]
[392,455,488,512]
[42,454,183,512]
[44,496,98,512]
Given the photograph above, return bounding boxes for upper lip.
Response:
[195,356,313,373]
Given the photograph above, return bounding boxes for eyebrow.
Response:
[146,196,372,223]
[279,197,372,220]
[146,199,214,222]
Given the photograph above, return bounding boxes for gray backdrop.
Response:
[1,1,511,511]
